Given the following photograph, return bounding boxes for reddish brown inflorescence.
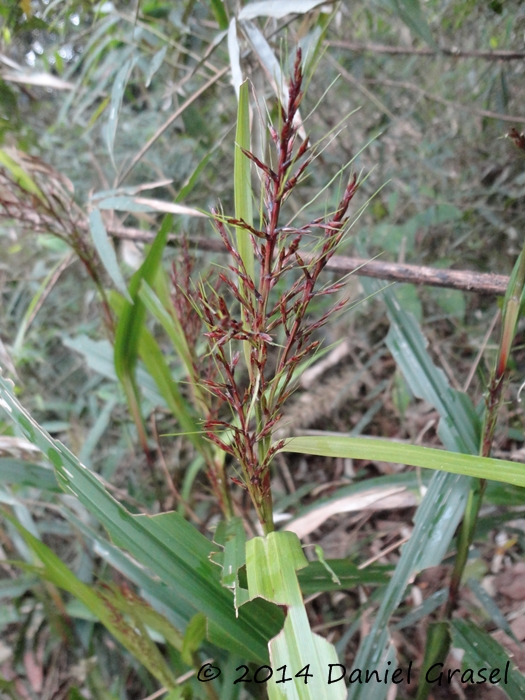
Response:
[197,49,358,532]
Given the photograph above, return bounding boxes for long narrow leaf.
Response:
[451,618,525,699]
[138,282,202,403]
[0,458,58,491]
[234,80,254,277]
[137,326,206,451]
[391,0,438,50]
[348,470,469,700]
[209,0,229,29]
[246,531,346,700]
[88,209,132,302]
[113,215,171,444]
[280,435,525,487]
[0,375,283,663]
[8,515,178,689]
[0,148,46,204]
[228,19,243,99]
[346,278,480,700]
[240,21,286,104]
[106,57,134,166]
[234,81,254,372]
[114,215,171,382]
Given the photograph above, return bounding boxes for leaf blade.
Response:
[88,208,132,302]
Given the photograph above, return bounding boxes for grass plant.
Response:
[1,2,525,699]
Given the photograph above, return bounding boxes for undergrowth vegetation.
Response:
[1,1,525,699]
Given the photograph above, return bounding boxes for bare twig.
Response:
[463,310,500,392]
[358,533,411,570]
[93,223,511,296]
[118,66,229,185]
[325,53,396,121]
[150,413,203,525]
[26,252,74,330]
[328,40,525,61]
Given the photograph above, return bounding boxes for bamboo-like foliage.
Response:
[3,1,525,693]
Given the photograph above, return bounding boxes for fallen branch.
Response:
[102,224,509,296]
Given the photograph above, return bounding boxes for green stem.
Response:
[210,452,234,520]
[416,243,525,700]
[445,242,525,616]
[444,478,485,618]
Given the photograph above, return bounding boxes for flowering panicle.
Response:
[192,49,359,533]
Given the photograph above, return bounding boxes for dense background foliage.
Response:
[1,1,525,698]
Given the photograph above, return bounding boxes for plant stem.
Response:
[446,244,525,617]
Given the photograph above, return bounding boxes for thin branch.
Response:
[98,223,510,296]
[118,65,229,185]
[328,40,525,61]
[325,53,396,121]
[26,252,74,329]
[463,310,500,392]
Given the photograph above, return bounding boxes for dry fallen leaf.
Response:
[495,562,525,601]
[284,486,418,539]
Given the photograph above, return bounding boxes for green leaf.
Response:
[175,149,217,203]
[391,0,438,49]
[393,284,422,322]
[0,375,282,663]
[210,517,250,609]
[13,252,71,358]
[7,514,178,690]
[467,578,520,645]
[313,545,340,585]
[145,45,167,88]
[234,80,254,371]
[498,242,525,373]
[0,574,39,599]
[102,584,184,651]
[114,215,171,383]
[451,618,525,699]
[63,509,192,630]
[280,435,525,488]
[246,532,346,700]
[383,289,480,454]
[348,471,469,700]
[0,148,46,204]
[113,215,171,445]
[88,209,132,302]
[241,20,286,103]
[181,612,206,665]
[393,589,448,631]
[106,57,135,166]
[63,334,164,406]
[297,560,390,595]
[209,0,229,29]
[78,397,118,468]
[137,325,206,451]
[0,458,58,491]
[228,18,243,99]
[138,281,204,408]
[113,283,206,451]
[347,276,478,700]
